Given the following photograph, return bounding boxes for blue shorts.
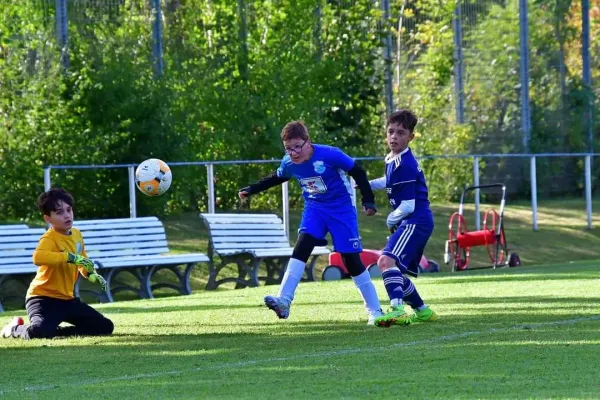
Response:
[382,220,434,276]
[299,205,362,253]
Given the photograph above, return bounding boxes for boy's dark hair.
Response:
[387,109,418,133]
[37,188,74,216]
[281,120,310,142]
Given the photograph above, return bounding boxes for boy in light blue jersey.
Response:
[370,109,438,327]
[239,121,384,325]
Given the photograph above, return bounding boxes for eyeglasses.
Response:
[284,140,307,155]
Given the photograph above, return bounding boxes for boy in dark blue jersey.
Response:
[239,121,384,325]
[370,109,438,328]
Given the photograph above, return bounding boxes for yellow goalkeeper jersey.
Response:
[27,227,89,301]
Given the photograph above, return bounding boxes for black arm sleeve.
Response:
[240,172,290,195]
[347,163,375,206]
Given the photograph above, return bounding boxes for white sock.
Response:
[390,298,403,307]
[278,258,306,304]
[352,270,382,313]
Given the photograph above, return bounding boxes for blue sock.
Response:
[382,267,404,306]
[402,277,425,310]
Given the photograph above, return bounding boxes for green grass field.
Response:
[0,262,599,399]
[1,199,600,398]
[161,199,600,289]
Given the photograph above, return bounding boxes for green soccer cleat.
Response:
[374,304,411,328]
[409,306,438,323]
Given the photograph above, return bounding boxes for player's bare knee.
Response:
[377,255,396,272]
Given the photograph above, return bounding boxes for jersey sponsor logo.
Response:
[313,161,326,174]
[299,176,328,195]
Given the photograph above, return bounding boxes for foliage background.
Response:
[0,0,598,219]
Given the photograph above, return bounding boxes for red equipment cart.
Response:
[444,183,520,271]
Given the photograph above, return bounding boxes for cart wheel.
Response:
[367,263,382,279]
[322,265,346,281]
[448,212,470,271]
[508,253,521,267]
[483,209,506,265]
[454,258,468,271]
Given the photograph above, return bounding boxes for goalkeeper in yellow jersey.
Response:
[1,188,114,339]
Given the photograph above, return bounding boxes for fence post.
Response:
[55,0,69,69]
[44,167,51,191]
[530,156,538,231]
[206,164,215,214]
[453,1,465,124]
[381,0,394,115]
[282,181,290,240]
[151,0,164,77]
[519,0,531,152]
[473,156,480,230]
[128,166,137,218]
[585,155,592,229]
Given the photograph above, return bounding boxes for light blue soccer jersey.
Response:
[277,144,355,209]
[385,147,432,223]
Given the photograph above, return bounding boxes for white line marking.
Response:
[1,315,599,395]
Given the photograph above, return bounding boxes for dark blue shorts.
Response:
[382,220,434,276]
[299,205,362,253]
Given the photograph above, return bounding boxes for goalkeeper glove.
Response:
[88,273,108,292]
[67,252,95,274]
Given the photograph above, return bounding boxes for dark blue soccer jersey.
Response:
[276,144,354,208]
[385,147,432,222]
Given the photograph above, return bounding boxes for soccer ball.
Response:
[135,158,172,196]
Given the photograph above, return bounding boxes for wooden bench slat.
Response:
[85,240,169,251]
[79,227,166,238]
[203,217,283,224]
[0,224,29,230]
[210,229,286,236]
[84,234,166,245]
[0,228,46,236]
[209,224,284,231]
[0,242,39,251]
[0,256,34,265]
[75,221,163,231]
[0,265,37,273]
[98,254,209,268]
[73,217,158,225]
[212,236,290,244]
[213,242,296,250]
[86,247,169,258]
[201,213,282,221]
[2,235,47,244]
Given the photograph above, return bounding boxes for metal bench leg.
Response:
[0,300,4,313]
[246,259,261,288]
[303,256,319,282]
[144,263,196,296]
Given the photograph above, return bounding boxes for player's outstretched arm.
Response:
[348,163,377,216]
[238,172,290,199]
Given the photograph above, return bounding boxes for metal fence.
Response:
[29,0,597,150]
[43,152,599,238]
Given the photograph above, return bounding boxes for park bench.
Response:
[73,217,209,302]
[0,225,46,312]
[0,218,209,311]
[200,213,330,290]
